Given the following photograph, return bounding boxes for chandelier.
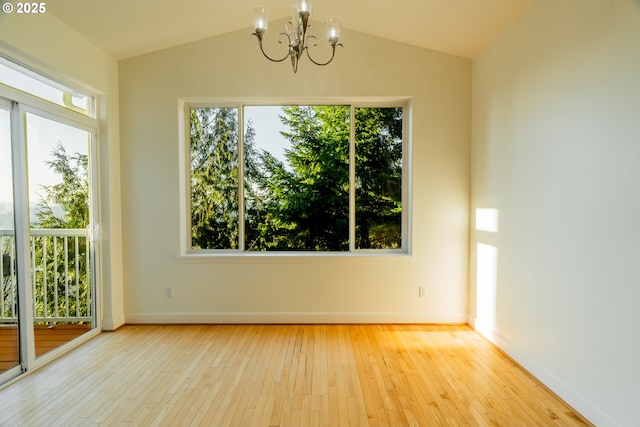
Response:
[251,0,343,73]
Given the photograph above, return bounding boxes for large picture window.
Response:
[186,102,409,253]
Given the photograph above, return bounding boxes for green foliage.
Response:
[1,144,93,323]
[1,245,17,320]
[249,106,350,251]
[35,143,89,229]
[190,108,240,249]
[190,105,404,252]
[33,143,92,324]
[354,107,403,249]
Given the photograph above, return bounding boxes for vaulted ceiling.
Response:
[47,0,533,60]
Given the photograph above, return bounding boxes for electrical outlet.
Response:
[418,286,426,298]
[165,285,173,298]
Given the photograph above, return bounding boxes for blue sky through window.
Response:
[244,106,289,165]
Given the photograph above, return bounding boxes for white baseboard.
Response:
[125,311,468,325]
[467,315,617,427]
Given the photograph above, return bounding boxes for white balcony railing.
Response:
[0,228,92,324]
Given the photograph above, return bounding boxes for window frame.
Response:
[179,98,412,257]
[0,56,96,118]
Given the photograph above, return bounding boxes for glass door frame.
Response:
[0,98,21,382]
[0,83,101,383]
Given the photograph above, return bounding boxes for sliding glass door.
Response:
[0,56,99,384]
[25,112,96,358]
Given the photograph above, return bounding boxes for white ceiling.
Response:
[47,0,533,60]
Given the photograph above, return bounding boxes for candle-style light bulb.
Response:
[326,17,342,46]
[294,0,312,14]
[251,6,269,32]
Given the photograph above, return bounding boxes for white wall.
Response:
[118,25,471,324]
[0,13,125,330]
[470,1,640,425]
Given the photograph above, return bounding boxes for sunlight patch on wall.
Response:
[475,208,499,336]
[476,242,498,336]
[475,208,499,232]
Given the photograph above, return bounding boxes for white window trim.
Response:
[0,54,97,119]
[178,97,413,258]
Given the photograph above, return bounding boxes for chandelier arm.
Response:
[306,42,343,66]
[251,32,292,63]
[285,20,296,37]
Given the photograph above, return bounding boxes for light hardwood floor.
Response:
[0,324,592,426]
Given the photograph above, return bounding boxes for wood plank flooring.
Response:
[0,324,592,426]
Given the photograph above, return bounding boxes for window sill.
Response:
[176,251,414,264]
